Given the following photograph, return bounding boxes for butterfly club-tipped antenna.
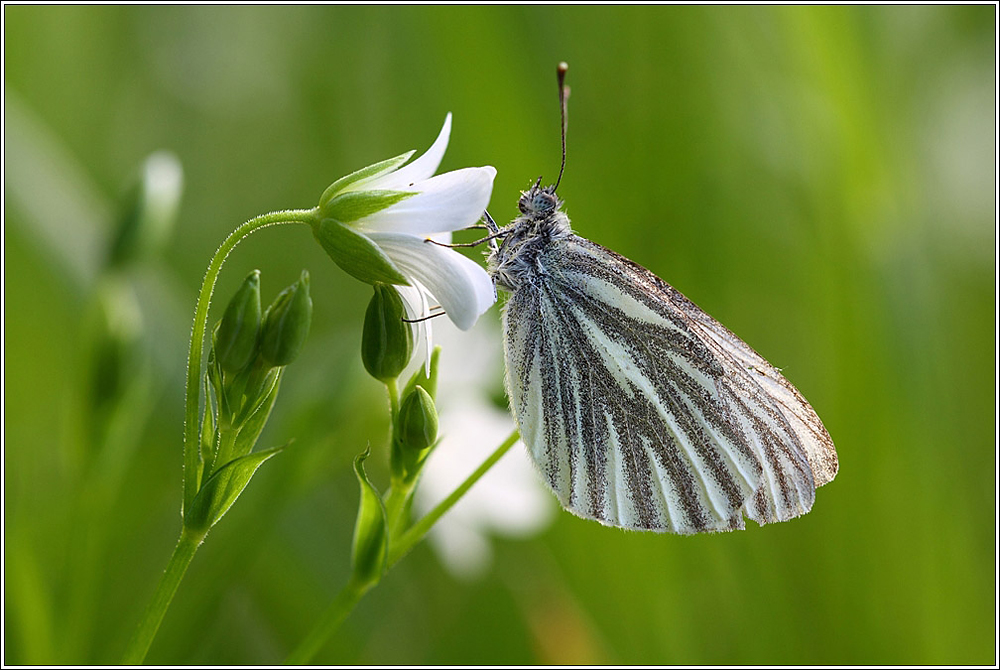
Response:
[553,61,570,192]
[516,62,570,218]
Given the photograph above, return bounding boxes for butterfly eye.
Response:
[533,192,557,212]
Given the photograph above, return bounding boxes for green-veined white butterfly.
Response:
[483,64,838,534]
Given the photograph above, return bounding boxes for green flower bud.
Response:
[260,270,312,367]
[397,386,438,452]
[89,278,143,416]
[215,270,261,373]
[361,284,413,382]
[107,152,183,269]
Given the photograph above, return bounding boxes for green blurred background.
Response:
[4,5,995,665]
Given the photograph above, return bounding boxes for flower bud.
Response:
[361,284,413,382]
[107,151,183,269]
[260,270,312,367]
[90,278,143,415]
[215,270,261,373]
[397,386,438,452]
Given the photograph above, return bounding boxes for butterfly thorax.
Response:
[489,183,573,292]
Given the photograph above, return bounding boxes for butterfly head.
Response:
[518,180,561,218]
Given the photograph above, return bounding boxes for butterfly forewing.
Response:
[501,232,837,534]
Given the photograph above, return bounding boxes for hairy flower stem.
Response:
[284,429,520,664]
[182,209,316,515]
[124,209,315,665]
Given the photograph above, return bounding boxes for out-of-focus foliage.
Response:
[4,5,994,665]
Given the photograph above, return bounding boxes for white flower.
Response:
[312,114,497,340]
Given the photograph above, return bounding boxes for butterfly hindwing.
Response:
[502,233,835,534]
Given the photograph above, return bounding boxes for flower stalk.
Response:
[124,209,315,665]
[182,209,316,516]
[121,529,205,664]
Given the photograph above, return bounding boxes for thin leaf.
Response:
[184,445,284,533]
[351,448,388,588]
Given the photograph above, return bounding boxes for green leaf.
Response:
[311,219,409,286]
[351,448,388,589]
[317,151,414,209]
[184,445,284,534]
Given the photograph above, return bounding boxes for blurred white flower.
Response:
[414,316,556,580]
[313,114,497,348]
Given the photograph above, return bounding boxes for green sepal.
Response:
[351,448,388,589]
[215,270,261,373]
[260,270,313,367]
[362,284,414,382]
[231,368,282,459]
[397,386,438,453]
[184,444,285,534]
[318,151,414,210]
[311,219,409,286]
[197,375,217,490]
[322,190,415,225]
[402,346,441,401]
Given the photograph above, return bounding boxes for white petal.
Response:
[395,282,433,374]
[353,166,496,236]
[369,113,452,191]
[369,232,496,330]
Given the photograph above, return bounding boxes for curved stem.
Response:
[126,208,315,665]
[182,209,316,515]
[121,529,205,664]
[285,429,520,664]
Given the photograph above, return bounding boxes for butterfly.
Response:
[482,64,838,534]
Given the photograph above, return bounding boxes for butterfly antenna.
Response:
[554,61,570,192]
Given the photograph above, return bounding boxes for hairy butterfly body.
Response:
[487,183,838,533]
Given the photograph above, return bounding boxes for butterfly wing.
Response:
[502,234,837,533]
